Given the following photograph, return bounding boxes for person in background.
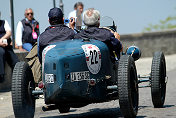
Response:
[68,2,84,19]
[74,8,122,60]
[38,7,75,63]
[0,19,19,83]
[15,8,39,52]
[68,2,84,30]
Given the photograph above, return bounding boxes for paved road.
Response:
[29,69,176,118]
[1,54,176,118]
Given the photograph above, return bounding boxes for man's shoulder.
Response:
[54,24,74,31]
[99,27,114,35]
[33,19,39,24]
[39,30,49,44]
[40,25,74,36]
[0,20,5,25]
[21,19,26,22]
[99,27,111,32]
[40,28,49,36]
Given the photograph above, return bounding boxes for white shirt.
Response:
[4,20,11,31]
[68,10,77,19]
[67,10,77,27]
[15,21,24,46]
[68,10,84,28]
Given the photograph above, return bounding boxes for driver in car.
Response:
[74,8,122,60]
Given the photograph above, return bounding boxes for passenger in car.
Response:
[74,8,122,60]
[38,7,76,63]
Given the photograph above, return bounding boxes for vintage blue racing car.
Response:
[11,17,167,118]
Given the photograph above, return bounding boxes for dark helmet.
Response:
[126,46,141,61]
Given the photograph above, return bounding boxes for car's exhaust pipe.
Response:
[42,105,58,111]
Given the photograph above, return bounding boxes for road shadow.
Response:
[40,107,146,118]
[40,107,122,118]
[0,89,11,92]
[163,105,175,108]
[138,104,175,109]
[136,116,146,118]
[138,105,149,109]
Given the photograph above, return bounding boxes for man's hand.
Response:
[114,32,120,40]
[69,17,75,29]
[102,27,120,40]
[18,46,27,52]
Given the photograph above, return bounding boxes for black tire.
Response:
[12,61,36,118]
[58,104,70,113]
[118,55,138,118]
[151,52,166,108]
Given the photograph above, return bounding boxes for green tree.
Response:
[143,15,176,32]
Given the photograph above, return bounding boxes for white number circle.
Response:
[82,44,101,74]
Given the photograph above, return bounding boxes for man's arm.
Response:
[37,37,42,63]
[69,17,75,30]
[15,21,26,51]
[111,37,122,50]
[113,32,120,40]
[109,31,123,52]
[0,31,10,47]
[0,30,11,40]
[0,20,11,47]
[1,20,11,39]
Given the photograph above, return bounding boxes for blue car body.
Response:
[42,39,117,105]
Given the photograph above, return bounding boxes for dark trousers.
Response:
[0,45,19,76]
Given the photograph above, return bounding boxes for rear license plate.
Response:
[45,74,54,83]
[70,71,90,82]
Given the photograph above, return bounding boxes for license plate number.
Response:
[45,74,54,83]
[70,71,90,82]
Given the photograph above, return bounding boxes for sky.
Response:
[0,0,175,35]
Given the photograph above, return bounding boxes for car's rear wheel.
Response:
[12,61,36,118]
[151,52,166,108]
[118,55,138,118]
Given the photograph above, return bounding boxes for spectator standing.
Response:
[68,2,84,30]
[16,8,39,51]
[0,19,19,83]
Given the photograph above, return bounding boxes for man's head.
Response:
[48,7,64,25]
[83,8,100,27]
[25,8,34,21]
[74,2,84,14]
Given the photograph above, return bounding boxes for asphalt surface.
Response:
[1,54,176,118]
